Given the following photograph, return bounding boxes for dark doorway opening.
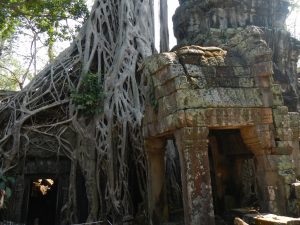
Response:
[76,165,88,223]
[26,178,58,225]
[208,129,258,221]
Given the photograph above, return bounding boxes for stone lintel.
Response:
[155,88,265,118]
[154,72,257,99]
[143,108,273,138]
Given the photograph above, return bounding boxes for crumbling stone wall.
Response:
[173,0,300,111]
[142,0,300,224]
[143,39,299,224]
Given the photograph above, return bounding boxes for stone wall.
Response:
[173,0,300,112]
[174,0,289,43]
[142,0,300,224]
[142,25,300,224]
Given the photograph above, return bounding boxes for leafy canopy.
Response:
[0,0,89,91]
[0,57,33,90]
[0,0,89,41]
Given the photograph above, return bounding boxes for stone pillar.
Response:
[240,125,289,214]
[175,127,215,225]
[144,138,167,225]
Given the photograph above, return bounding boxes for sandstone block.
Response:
[272,141,293,155]
[153,64,185,87]
[252,61,273,77]
[233,66,251,76]
[272,85,284,106]
[255,214,300,225]
[143,52,178,76]
[291,183,300,199]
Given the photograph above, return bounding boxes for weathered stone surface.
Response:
[143,52,178,77]
[263,29,300,111]
[242,213,300,225]
[156,88,264,118]
[142,39,298,220]
[288,113,300,140]
[255,214,300,225]
[291,182,300,199]
[272,85,285,106]
[152,64,185,87]
[174,0,289,43]
[173,0,300,111]
[175,127,215,225]
[234,217,248,225]
[143,0,300,222]
[252,62,274,77]
[144,139,168,224]
[144,108,273,137]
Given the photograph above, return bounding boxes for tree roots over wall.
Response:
[0,0,154,224]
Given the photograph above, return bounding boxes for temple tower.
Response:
[173,0,300,111]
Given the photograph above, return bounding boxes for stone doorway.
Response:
[26,177,58,225]
[208,129,258,219]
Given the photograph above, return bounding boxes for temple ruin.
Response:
[1,0,300,225]
[143,0,300,224]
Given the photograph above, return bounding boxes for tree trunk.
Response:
[160,0,169,52]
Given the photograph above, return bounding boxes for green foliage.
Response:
[71,73,105,115]
[0,175,15,202]
[0,0,89,59]
[0,57,33,90]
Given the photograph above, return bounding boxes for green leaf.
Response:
[7,177,15,184]
[5,187,12,199]
[0,182,5,190]
[1,176,7,182]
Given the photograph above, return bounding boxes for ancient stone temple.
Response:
[142,0,300,224]
[1,0,300,225]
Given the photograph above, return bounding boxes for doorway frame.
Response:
[22,174,60,225]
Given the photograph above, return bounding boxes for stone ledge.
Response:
[245,213,300,225]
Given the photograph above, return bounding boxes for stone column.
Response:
[240,125,286,214]
[175,127,215,225]
[144,138,167,225]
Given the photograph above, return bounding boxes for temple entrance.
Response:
[26,177,58,225]
[208,129,258,220]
